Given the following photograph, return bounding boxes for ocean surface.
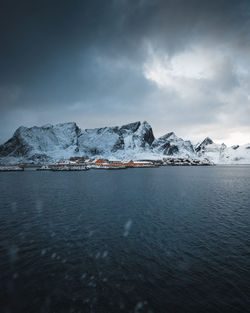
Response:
[0,166,250,313]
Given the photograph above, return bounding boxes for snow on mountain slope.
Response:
[195,137,250,164]
[0,122,80,162]
[195,137,227,163]
[152,132,195,158]
[0,121,156,163]
[0,121,250,164]
[220,144,250,164]
[78,121,154,157]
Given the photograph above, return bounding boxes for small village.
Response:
[46,158,156,171]
[0,157,213,171]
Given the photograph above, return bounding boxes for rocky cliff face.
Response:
[153,132,195,157]
[195,137,214,153]
[77,121,155,156]
[0,121,249,164]
[0,121,157,163]
[0,122,80,162]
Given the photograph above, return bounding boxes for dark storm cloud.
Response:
[1,0,249,76]
[0,0,250,143]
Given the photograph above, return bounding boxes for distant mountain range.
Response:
[0,121,250,164]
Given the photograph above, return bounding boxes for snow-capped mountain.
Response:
[77,121,154,157]
[196,137,250,164]
[0,121,156,163]
[0,121,250,164]
[0,122,80,163]
[195,137,227,163]
[153,132,195,158]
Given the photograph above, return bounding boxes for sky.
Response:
[1,0,250,146]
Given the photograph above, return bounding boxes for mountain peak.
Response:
[195,137,214,153]
[158,132,177,140]
[141,120,150,127]
[1,121,249,164]
[202,137,214,145]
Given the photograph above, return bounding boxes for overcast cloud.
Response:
[0,0,250,145]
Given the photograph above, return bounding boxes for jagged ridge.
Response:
[0,121,250,164]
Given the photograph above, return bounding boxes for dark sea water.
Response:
[0,166,250,313]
